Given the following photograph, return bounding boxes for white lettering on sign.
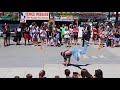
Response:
[24,12,49,20]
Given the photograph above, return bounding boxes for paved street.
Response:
[0,38,120,78]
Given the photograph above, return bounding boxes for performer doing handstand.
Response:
[61,41,88,67]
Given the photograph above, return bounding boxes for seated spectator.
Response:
[39,70,46,78]
[54,75,60,78]
[94,69,103,78]
[65,69,71,78]
[26,73,32,78]
[14,76,20,78]
[72,72,79,78]
[81,69,93,78]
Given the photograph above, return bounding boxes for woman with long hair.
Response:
[32,25,39,46]
[5,24,11,46]
[99,27,105,49]
[2,25,7,46]
[40,27,46,48]
[69,25,74,45]
[94,69,103,78]
[81,69,93,78]
[73,25,79,45]
[92,27,99,45]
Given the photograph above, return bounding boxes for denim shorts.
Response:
[3,34,6,38]
[114,38,119,42]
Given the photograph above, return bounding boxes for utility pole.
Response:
[108,12,110,20]
[115,12,119,28]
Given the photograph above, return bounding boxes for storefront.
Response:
[79,12,107,23]
[50,12,79,27]
[20,12,49,26]
[0,12,19,24]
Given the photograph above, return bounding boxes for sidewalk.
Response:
[0,64,120,78]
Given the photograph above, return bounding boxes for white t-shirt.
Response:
[78,26,83,38]
[17,28,22,32]
[69,28,73,35]
[29,25,32,28]
[64,31,70,38]
[40,30,46,37]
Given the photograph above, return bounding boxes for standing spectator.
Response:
[99,28,105,49]
[65,69,71,78]
[5,24,11,46]
[26,73,32,78]
[32,25,39,46]
[29,22,36,43]
[49,22,53,37]
[87,28,91,42]
[60,24,66,43]
[81,69,93,78]
[114,29,120,47]
[57,25,62,46]
[15,24,22,45]
[82,30,88,47]
[40,27,46,48]
[53,26,58,46]
[23,27,30,46]
[92,27,99,45]
[94,69,103,78]
[39,70,46,78]
[69,25,74,45]
[64,28,70,47]
[73,25,79,45]
[2,25,7,46]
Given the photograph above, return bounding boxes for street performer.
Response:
[61,41,88,67]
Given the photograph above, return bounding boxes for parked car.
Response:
[0,24,18,37]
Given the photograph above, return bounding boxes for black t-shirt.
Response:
[115,34,120,38]
[83,32,88,40]
[49,25,52,32]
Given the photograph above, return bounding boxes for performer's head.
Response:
[61,52,63,56]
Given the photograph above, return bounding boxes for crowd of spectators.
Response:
[14,69,103,78]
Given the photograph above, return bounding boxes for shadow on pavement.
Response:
[69,64,90,69]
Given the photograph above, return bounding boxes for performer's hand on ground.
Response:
[82,54,89,59]
[64,65,68,69]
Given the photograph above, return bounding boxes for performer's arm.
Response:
[65,50,72,55]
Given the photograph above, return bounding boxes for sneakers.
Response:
[77,52,81,60]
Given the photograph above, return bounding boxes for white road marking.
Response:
[98,55,106,58]
[91,56,98,59]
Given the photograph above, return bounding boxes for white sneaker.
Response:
[77,52,81,59]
